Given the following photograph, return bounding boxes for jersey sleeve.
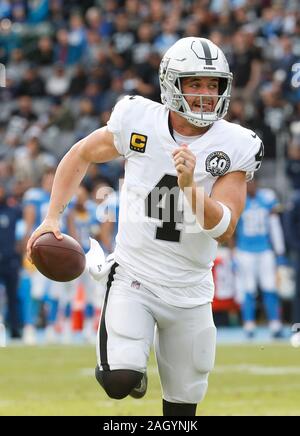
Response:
[107,95,135,157]
[231,129,264,181]
[15,219,26,241]
[22,188,41,207]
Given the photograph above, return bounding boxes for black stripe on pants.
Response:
[99,262,119,371]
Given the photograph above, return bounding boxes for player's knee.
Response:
[193,326,216,373]
[95,366,143,399]
[177,374,209,404]
[189,325,216,403]
[196,379,209,403]
[165,376,208,404]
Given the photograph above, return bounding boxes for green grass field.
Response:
[0,343,299,416]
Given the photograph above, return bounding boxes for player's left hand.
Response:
[172,144,196,191]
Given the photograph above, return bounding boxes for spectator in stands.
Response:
[83,29,107,66]
[257,82,291,135]
[68,13,87,63]
[111,12,135,66]
[29,36,55,66]
[0,132,21,162]
[45,97,75,131]
[132,22,154,65]
[54,28,79,66]
[0,160,15,192]
[83,80,104,114]
[0,1,12,20]
[27,0,49,24]
[287,132,300,190]
[68,65,88,97]
[154,17,179,56]
[228,97,277,160]
[11,4,27,24]
[0,16,21,62]
[101,74,124,112]
[45,63,70,97]
[75,98,99,141]
[17,66,45,97]
[10,95,38,126]
[123,0,143,33]
[49,0,66,31]
[13,135,57,185]
[85,6,114,38]
[6,96,38,145]
[6,48,29,83]
[231,29,263,99]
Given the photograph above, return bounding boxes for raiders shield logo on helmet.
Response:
[206,151,231,176]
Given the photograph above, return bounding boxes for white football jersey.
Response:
[107,96,262,307]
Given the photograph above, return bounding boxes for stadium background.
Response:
[1,0,300,416]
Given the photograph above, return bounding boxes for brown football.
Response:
[31,233,86,282]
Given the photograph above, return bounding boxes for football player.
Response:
[23,169,74,344]
[27,37,263,416]
[60,184,100,343]
[235,179,285,338]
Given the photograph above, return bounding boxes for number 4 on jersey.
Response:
[145,174,183,242]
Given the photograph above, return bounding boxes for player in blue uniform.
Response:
[60,184,101,343]
[235,179,285,338]
[92,177,120,255]
[23,169,73,343]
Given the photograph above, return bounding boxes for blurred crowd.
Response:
[1,0,300,344]
[1,0,300,192]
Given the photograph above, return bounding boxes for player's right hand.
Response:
[26,218,63,263]
[172,144,196,191]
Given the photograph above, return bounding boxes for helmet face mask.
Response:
[159,38,233,127]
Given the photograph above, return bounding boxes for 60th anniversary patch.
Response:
[205,151,231,176]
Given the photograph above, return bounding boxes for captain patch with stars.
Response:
[205,151,231,176]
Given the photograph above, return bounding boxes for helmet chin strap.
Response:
[179,95,214,127]
[186,115,213,128]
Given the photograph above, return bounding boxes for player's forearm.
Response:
[46,144,90,221]
[23,206,36,246]
[186,183,234,241]
[188,183,222,227]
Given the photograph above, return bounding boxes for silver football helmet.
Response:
[159,37,233,127]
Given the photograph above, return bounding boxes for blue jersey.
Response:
[236,189,278,252]
[23,188,50,230]
[96,191,120,249]
[74,200,98,253]
[23,188,70,232]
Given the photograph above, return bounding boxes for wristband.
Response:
[203,201,231,238]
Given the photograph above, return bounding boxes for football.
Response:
[31,233,86,282]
